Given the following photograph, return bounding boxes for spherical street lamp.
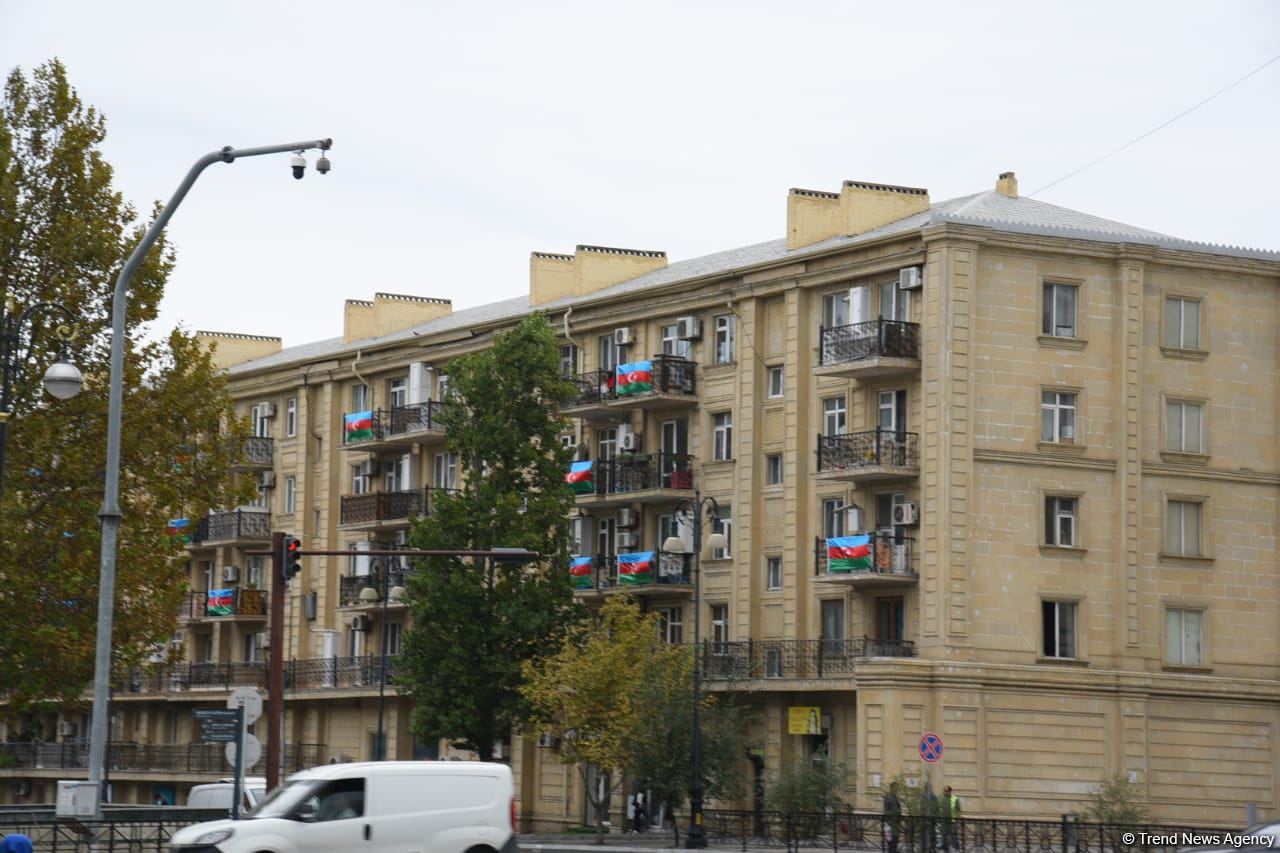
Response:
[42,358,84,400]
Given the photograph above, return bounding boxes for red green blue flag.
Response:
[345,410,375,443]
[167,518,191,545]
[827,535,872,572]
[206,588,234,616]
[618,551,655,585]
[615,361,654,396]
[570,556,594,589]
[566,461,594,494]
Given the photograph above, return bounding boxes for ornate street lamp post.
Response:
[360,557,406,761]
[662,490,727,850]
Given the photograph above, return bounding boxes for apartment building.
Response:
[3,172,1277,827]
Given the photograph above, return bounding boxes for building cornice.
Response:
[1142,461,1280,486]
[973,447,1117,472]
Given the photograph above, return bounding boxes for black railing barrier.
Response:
[816,428,919,473]
[819,318,921,366]
[0,807,231,852]
[701,809,1235,853]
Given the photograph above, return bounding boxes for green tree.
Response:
[1084,773,1150,825]
[765,744,850,841]
[400,313,582,761]
[0,59,251,708]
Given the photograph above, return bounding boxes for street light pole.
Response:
[360,558,405,761]
[663,490,725,850]
[86,138,333,818]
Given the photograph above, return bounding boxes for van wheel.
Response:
[465,847,496,853]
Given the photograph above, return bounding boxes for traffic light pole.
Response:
[266,531,286,791]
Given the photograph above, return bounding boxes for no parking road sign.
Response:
[918,732,944,764]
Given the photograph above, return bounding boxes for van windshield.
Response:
[247,779,318,819]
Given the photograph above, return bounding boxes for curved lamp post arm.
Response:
[87,137,333,818]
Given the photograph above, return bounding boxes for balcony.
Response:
[339,486,447,530]
[229,435,274,472]
[700,638,917,681]
[815,319,921,379]
[118,656,407,695]
[571,553,692,597]
[562,370,618,419]
[813,533,917,587]
[341,402,448,452]
[568,453,695,508]
[815,428,919,483]
[337,570,408,608]
[191,509,272,546]
[287,655,403,690]
[608,355,698,410]
[0,740,321,774]
[179,588,269,621]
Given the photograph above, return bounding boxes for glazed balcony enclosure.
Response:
[561,355,698,418]
[340,401,448,452]
[339,486,448,530]
[813,533,918,588]
[815,428,919,483]
[814,318,921,379]
[570,553,692,597]
[190,509,271,546]
[701,637,916,681]
[566,453,695,508]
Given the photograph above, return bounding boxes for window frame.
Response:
[711,511,732,560]
[559,343,579,377]
[388,377,408,409]
[821,497,845,539]
[284,476,297,514]
[710,604,729,648]
[1164,606,1206,668]
[1163,494,1209,559]
[661,323,692,359]
[1161,294,1205,354]
[1163,396,1207,457]
[765,555,783,591]
[1041,281,1080,339]
[711,412,733,461]
[1043,494,1079,548]
[658,606,684,644]
[766,365,784,398]
[598,334,619,372]
[822,396,847,437]
[1040,388,1080,445]
[765,453,783,486]
[1040,598,1079,660]
[713,314,735,364]
[285,397,298,438]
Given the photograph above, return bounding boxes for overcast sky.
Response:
[4,1,1277,348]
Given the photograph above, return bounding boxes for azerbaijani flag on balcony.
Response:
[345,410,375,443]
[615,361,654,396]
[167,517,191,545]
[618,551,655,585]
[827,535,872,572]
[206,588,235,616]
[566,460,594,494]
[570,556,594,589]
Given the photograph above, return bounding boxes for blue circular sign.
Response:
[918,732,943,764]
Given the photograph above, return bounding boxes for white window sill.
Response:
[1160,450,1209,466]
[1039,544,1087,557]
[1036,441,1088,455]
[1160,346,1209,362]
[1036,656,1089,667]
[1162,663,1212,674]
[1037,335,1087,351]
[1159,552,1215,566]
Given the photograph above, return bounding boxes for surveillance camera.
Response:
[291,154,306,180]
[316,155,331,175]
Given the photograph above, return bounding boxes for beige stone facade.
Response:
[3,173,1278,827]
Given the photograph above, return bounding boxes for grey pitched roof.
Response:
[230,189,1278,376]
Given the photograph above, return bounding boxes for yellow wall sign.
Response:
[788,706,823,735]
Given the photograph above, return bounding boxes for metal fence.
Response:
[817,429,919,473]
[193,509,272,543]
[340,486,445,525]
[118,655,405,695]
[240,435,274,467]
[815,534,916,577]
[0,741,321,774]
[702,809,1235,853]
[701,638,917,680]
[0,807,228,852]
[388,400,447,435]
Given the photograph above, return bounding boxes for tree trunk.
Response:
[670,804,681,846]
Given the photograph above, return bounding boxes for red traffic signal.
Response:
[282,535,303,582]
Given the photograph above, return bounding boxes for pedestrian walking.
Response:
[632,790,647,834]
[941,786,961,851]
[0,833,34,853]
[882,782,902,853]
[625,791,636,834]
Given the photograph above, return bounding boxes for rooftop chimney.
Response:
[787,180,930,249]
[530,244,667,306]
[195,331,283,371]
[996,171,1018,198]
[344,293,453,343]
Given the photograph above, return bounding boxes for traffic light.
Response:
[282,535,302,582]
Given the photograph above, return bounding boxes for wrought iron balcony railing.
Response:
[192,509,271,543]
[240,435,274,466]
[0,740,321,774]
[118,655,405,695]
[340,486,450,525]
[816,428,919,473]
[179,588,268,619]
[572,553,690,591]
[564,369,616,408]
[388,400,447,436]
[563,355,698,407]
[572,453,694,497]
[699,637,916,680]
[818,318,921,366]
[814,533,915,576]
[338,571,408,607]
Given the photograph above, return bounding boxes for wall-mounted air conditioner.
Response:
[898,266,923,290]
[350,615,371,632]
[259,471,276,489]
[260,402,278,418]
[675,316,702,340]
[617,508,638,528]
[221,565,240,583]
[618,423,640,451]
[614,327,633,347]
[617,531,640,550]
[892,501,919,526]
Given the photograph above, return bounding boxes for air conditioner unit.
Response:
[614,326,633,347]
[537,733,560,749]
[617,507,638,528]
[617,531,640,550]
[58,720,75,736]
[675,316,703,340]
[257,402,277,418]
[618,425,640,452]
[256,632,270,649]
[892,501,919,526]
[350,614,371,632]
[221,565,240,583]
[898,266,923,290]
[259,471,276,489]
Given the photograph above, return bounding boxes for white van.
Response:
[186,777,268,811]
[170,761,518,853]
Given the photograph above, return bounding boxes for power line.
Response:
[1029,52,1280,197]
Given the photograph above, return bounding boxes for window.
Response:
[1041,600,1077,659]
[658,607,683,644]
[1044,496,1077,547]
[765,454,783,485]
[201,560,215,591]
[308,777,366,822]
[383,458,404,492]
[767,366,784,398]
[822,397,847,437]
[1166,400,1204,454]
[251,403,271,438]
[1165,609,1204,667]
[878,389,907,432]
[1165,499,1203,557]
[243,632,263,663]
[596,427,617,461]
[285,397,298,437]
[598,334,619,371]
[435,373,450,400]
[712,413,733,461]
[432,452,457,490]
[765,556,783,591]
[714,315,735,364]
[875,493,906,531]
[1040,390,1078,443]
[559,434,576,451]
[1163,296,1201,350]
[657,513,678,552]
[822,498,845,538]
[246,556,264,588]
[710,605,729,650]
[284,476,297,514]
[596,517,617,557]
[351,383,369,412]
[381,622,402,656]
[711,511,732,560]
[764,649,783,678]
[1042,282,1078,338]
[559,343,579,376]
[389,378,407,409]
[821,291,850,329]
[661,323,692,359]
